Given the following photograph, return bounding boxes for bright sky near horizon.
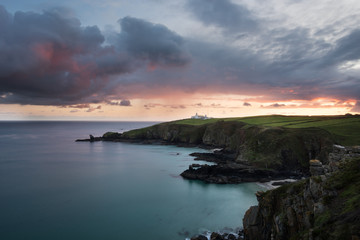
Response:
[0,0,360,121]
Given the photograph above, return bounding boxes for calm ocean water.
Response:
[0,121,262,240]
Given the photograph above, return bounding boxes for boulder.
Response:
[210,232,224,240]
[191,235,208,240]
[309,159,324,176]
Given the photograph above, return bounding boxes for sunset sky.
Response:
[0,0,360,121]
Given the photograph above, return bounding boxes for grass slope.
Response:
[173,115,360,146]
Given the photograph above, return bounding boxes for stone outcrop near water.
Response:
[190,146,360,240]
[242,145,360,240]
[85,121,335,175]
[76,119,339,185]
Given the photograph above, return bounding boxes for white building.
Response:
[191,113,210,120]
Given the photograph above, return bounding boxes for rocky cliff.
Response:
[243,146,360,240]
[120,120,335,173]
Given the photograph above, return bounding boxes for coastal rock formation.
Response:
[181,163,301,184]
[325,145,360,173]
[76,120,337,184]
[190,231,243,240]
[242,154,360,240]
[309,159,324,176]
[119,121,335,174]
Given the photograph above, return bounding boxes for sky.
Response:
[0,0,360,121]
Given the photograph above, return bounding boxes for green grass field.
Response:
[173,115,360,146]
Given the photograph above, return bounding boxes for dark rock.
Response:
[243,157,360,240]
[181,163,301,184]
[75,136,102,142]
[102,132,122,140]
[309,159,324,176]
[118,120,335,174]
[190,152,235,163]
[243,206,262,240]
[210,232,224,240]
[227,233,237,240]
[190,235,207,240]
[189,164,202,170]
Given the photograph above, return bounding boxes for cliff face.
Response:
[121,121,335,172]
[243,147,360,240]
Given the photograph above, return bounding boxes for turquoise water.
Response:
[0,121,262,240]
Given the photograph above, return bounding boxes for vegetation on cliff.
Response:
[119,115,360,172]
[316,157,360,239]
[174,114,360,146]
[243,157,360,240]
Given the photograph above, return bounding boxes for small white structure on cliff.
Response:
[191,113,210,120]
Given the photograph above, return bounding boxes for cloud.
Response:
[106,99,132,106]
[120,99,131,106]
[243,102,252,107]
[1,3,360,109]
[143,103,186,110]
[325,29,360,66]
[0,6,189,106]
[86,105,102,112]
[117,16,189,68]
[67,104,91,109]
[263,103,287,108]
[186,0,258,33]
[171,105,186,109]
[351,101,360,113]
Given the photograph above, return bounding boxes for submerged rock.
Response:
[191,235,207,240]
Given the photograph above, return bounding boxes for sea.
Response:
[0,121,263,240]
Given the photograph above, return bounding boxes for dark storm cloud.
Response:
[187,21,360,101]
[116,21,360,103]
[243,102,251,107]
[0,6,189,105]
[323,29,360,66]
[186,0,258,33]
[106,99,132,106]
[117,16,189,67]
[1,3,360,108]
[263,103,287,108]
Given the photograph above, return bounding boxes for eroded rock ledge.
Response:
[190,145,360,240]
[242,145,360,240]
[181,162,302,184]
[76,120,336,182]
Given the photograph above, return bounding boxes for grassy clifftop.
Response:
[118,115,360,172]
[173,114,360,146]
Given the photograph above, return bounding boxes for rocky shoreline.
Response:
[181,161,302,184]
[190,231,244,240]
[76,125,360,239]
[189,145,360,240]
[77,135,304,184]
